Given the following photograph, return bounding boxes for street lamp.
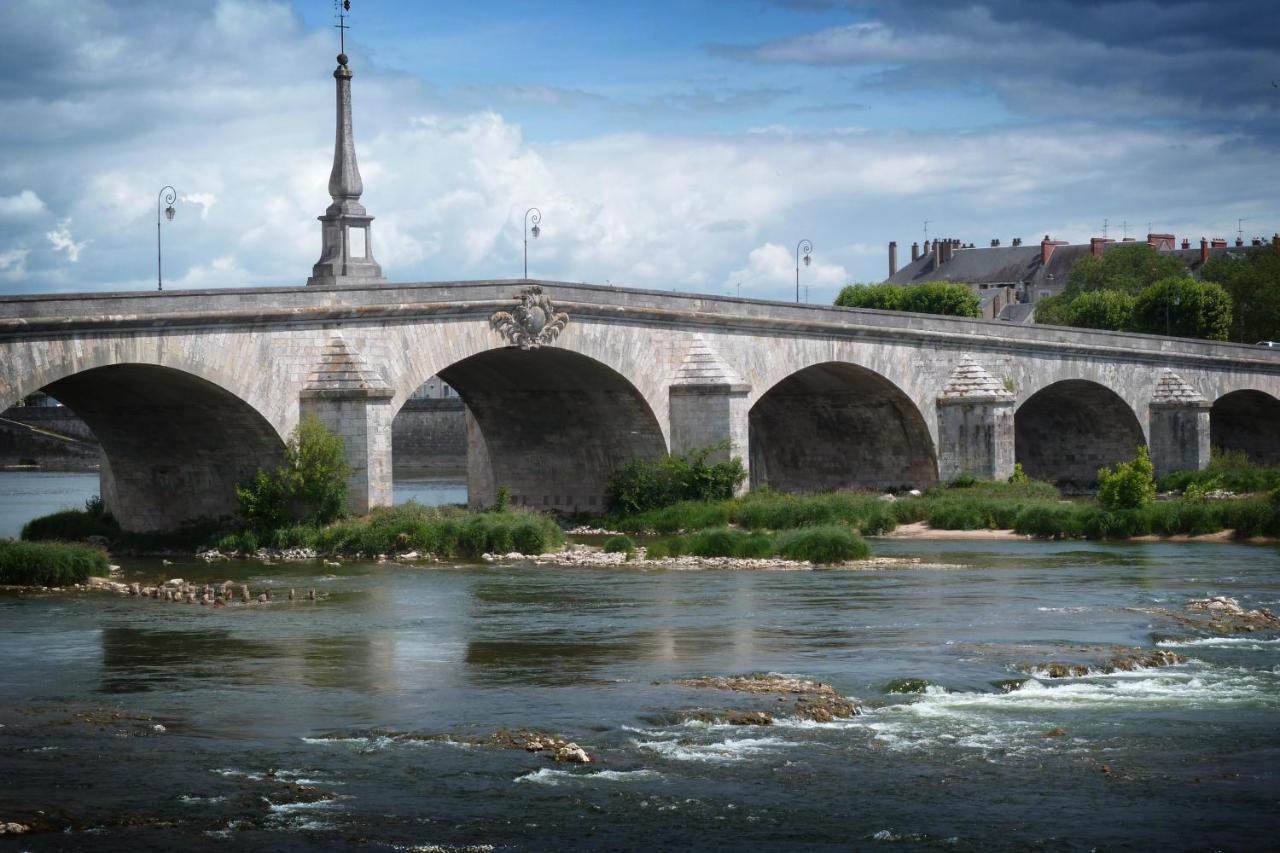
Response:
[156,186,177,291]
[795,238,812,303]
[524,207,542,279]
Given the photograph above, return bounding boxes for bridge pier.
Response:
[668,385,751,492]
[1148,370,1211,477]
[935,357,1015,482]
[301,337,395,515]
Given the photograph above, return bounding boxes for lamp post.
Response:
[156,186,177,291]
[523,207,542,279]
[795,238,812,303]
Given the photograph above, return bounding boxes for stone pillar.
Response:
[669,335,751,494]
[300,336,394,514]
[464,406,497,510]
[935,356,1015,481]
[1148,369,1210,477]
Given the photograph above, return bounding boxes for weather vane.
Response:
[334,0,351,54]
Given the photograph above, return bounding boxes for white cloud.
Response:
[45,221,88,262]
[0,190,46,218]
[0,248,31,280]
[725,242,848,301]
[181,192,218,220]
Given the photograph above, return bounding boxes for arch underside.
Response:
[438,347,666,513]
[43,365,285,532]
[748,362,938,493]
[1211,390,1280,465]
[1015,379,1144,488]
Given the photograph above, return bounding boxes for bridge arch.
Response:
[402,346,667,513]
[32,363,287,531]
[1015,379,1145,488]
[748,361,938,492]
[1210,389,1280,465]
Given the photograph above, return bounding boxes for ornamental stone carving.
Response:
[490,286,569,350]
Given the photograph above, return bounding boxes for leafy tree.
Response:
[834,283,902,311]
[1097,446,1156,510]
[1132,276,1233,341]
[835,282,980,318]
[1067,243,1188,295]
[1064,290,1136,332]
[607,443,746,514]
[898,282,981,317]
[236,415,351,533]
[1200,240,1280,343]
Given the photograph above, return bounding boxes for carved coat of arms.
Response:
[490,286,569,350]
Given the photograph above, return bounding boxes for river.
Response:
[1,473,1278,851]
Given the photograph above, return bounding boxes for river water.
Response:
[1,475,1278,851]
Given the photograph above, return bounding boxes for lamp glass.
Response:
[803,253,811,267]
[165,205,176,222]
[531,224,540,239]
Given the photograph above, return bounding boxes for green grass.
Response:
[0,539,110,586]
[21,507,120,543]
[602,534,636,555]
[642,525,869,564]
[218,502,564,559]
[1156,449,1280,494]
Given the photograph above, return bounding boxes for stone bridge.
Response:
[1,280,1278,531]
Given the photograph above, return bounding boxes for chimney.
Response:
[911,241,920,261]
[1090,237,1112,258]
[1253,238,1263,247]
[1199,237,1209,265]
[1146,233,1175,251]
[889,241,898,277]
[1181,239,1190,249]
[990,238,1000,247]
[1211,237,1228,248]
[1235,236,1244,247]
[1040,234,1068,265]
[1012,237,1022,247]
[932,240,941,270]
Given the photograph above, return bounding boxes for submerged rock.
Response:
[1020,649,1186,678]
[0,822,30,835]
[672,672,860,721]
[679,709,774,726]
[883,678,931,695]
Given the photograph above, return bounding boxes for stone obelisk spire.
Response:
[307,32,384,286]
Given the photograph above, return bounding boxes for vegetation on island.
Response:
[834,282,981,318]
[597,445,1280,543]
[0,539,110,586]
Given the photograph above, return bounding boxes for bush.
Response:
[833,283,903,311]
[834,282,980,318]
[730,489,897,535]
[236,415,351,533]
[1097,446,1156,510]
[609,500,733,534]
[606,443,746,514]
[1065,290,1136,332]
[602,534,636,555]
[773,526,870,563]
[1013,503,1082,538]
[1008,463,1029,485]
[21,507,120,543]
[1132,277,1233,341]
[946,473,979,489]
[1157,449,1280,494]
[0,540,110,586]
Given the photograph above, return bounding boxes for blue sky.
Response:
[1,0,1277,301]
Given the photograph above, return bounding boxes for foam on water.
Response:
[1158,637,1280,650]
[514,768,660,785]
[635,735,804,763]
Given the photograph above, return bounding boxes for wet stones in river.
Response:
[1018,648,1186,679]
[488,729,593,763]
[678,709,774,726]
[671,672,861,722]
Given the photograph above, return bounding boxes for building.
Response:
[884,232,1278,323]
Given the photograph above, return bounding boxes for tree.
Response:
[1132,276,1233,341]
[834,283,902,311]
[835,282,980,318]
[1065,290,1136,332]
[1201,241,1280,343]
[236,415,351,532]
[1066,243,1188,295]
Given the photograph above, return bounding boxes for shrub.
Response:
[773,526,870,563]
[606,443,746,514]
[1097,446,1156,510]
[946,473,978,489]
[0,540,110,586]
[1132,277,1233,341]
[1065,289,1137,332]
[1008,463,1029,485]
[834,282,980,318]
[1157,449,1280,494]
[730,489,896,535]
[834,283,902,311]
[602,534,636,555]
[236,415,351,533]
[1013,503,1083,539]
[21,507,120,543]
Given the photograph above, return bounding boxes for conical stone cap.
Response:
[1151,369,1207,406]
[938,354,1014,403]
[302,335,393,399]
[672,335,748,391]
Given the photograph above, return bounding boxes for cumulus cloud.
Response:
[0,248,30,280]
[0,0,1275,299]
[45,222,88,262]
[0,191,46,219]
